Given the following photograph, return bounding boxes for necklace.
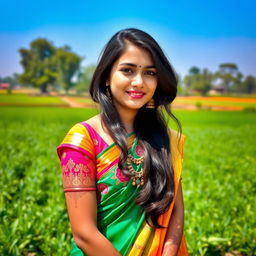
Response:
[125,138,144,187]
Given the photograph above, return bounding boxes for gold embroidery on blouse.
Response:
[67,158,75,170]
[62,157,95,189]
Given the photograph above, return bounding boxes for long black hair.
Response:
[89,28,181,228]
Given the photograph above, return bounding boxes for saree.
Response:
[57,122,188,256]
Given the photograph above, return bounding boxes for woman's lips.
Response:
[126,91,145,99]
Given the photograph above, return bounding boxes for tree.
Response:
[184,67,200,88]
[18,39,81,94]
[215,63,240,92]
[192,68,212,95]
[76,64,96,93]
[189,66,200,76]
[54,47,81,94]
[191,80,212,95]
[183,67,213,95]
[18,39,57,93]
[242,75,256,94]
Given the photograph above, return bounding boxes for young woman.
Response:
[57,28,188,256]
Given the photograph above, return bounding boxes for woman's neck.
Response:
[117,108,137,134]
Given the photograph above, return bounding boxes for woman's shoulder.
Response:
[82,114,115,146]
[56,115,101,160]
[84,114,101,130]
[67,114,101,135]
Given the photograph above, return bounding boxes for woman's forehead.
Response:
[115,43,154,66]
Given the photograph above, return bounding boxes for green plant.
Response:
[195,101,202,109]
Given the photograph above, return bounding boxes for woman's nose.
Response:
[131,73,143,87]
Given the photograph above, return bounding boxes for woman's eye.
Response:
[120,68,133,74]
[145,70,156,76]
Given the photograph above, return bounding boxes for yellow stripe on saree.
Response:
[57,123,95,159]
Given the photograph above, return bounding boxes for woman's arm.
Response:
[65,191,121,256]
[162,180,184,256]
[60,148,121,256]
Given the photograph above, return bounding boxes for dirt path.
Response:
[60,96,96,108]
[60,96,88,108]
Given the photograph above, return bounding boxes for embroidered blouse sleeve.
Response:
[60,148,96,192]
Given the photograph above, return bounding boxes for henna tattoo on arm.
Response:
[66,191,88,208]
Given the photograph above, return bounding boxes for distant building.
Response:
[0,83,10,89]
[209,85,225,95]
[209,78,226,95]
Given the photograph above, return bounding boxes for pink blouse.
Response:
[60,148,97,192]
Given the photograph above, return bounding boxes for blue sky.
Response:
[0,0,255,78]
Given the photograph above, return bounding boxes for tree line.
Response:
[1,38,256,95]
[183,64,256,95]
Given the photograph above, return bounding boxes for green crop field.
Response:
[0,94,66,105]
[0,107,255,255]
[174,110,256,255]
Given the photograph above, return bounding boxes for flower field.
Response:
[0,106,255,255]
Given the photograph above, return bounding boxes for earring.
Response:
[145,98,155,109]
[106,85,112,100]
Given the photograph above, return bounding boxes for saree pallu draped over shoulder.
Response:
[57,122,188,256]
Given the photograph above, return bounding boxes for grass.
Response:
[173,110,256,255]
[0,94,66,105]
[0,107,98,255]
[0,107,256,255]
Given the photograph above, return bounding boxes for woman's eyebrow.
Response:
[119,63,156,69]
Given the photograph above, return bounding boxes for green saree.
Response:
[57,122,188,256]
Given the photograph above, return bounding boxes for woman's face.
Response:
[108,43,157,115]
